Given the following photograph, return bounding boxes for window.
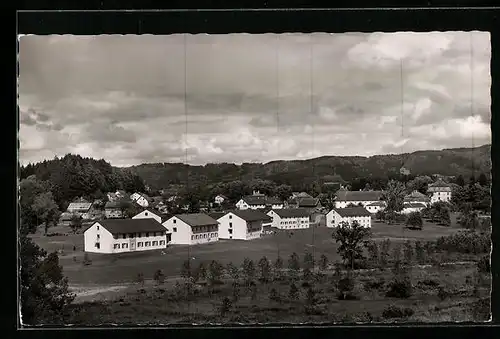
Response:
[204,234,207,238]
[113,235,118,239]
[146,232,150,237]
[97,234,100,239]
[145,212,148,216]
[145,241,151,246]
[160,240,165,245]
[121,243,127,249]
[97,225,100,230]
[173,219,177,224]
[122,234,126,239]
[95,242,100,249]
[229,222,232,228]
[229,215,232,219]
[137,242,143,247]
[191,235,194,240]
[129,233,135,238]
[152,241,158,246]
[113,244,120,249]
[173,227,177,232]
[229,229,233,234]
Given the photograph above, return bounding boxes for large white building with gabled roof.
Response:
[162,213,220,245]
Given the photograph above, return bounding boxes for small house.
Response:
[326,207,372,228]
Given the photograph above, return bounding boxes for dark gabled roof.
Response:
[273,208,310,218]
[296,197,320,207]
[241,195,283,206]
[266,197,283,205]
[404,190,430,201]
[335,190,383,202]
[95,218,168,235]
[366,201,387,207]
[105,201,121,209]
[333,207,372,217]
[174,213,218,227]
[159,213,173,223]
[230,209,270,222]
[404,203,427,209]
[256,207,272,214]
[208,212,226,220]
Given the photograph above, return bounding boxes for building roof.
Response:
[292,192,313,198]
[427,181,452,192]
[208,212,226,220]
[133,209,159,217]
[241,195,283,206]
[296,197,320,207]
[404,203,427,209]
[105,201,121,209]
[95,218,168,235]
[335,190,383,202]
[333,207,372,217]
[273,208,310,218]
[366,201,387,207]
[266,197,283,205]
[216,194,228,199]
[67,202,92,211]
[231,209,271,222]
[59,212,74,221]
[174,213,219,227]
[404,190,430,200]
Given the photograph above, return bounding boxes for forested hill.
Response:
[127,144,491,191]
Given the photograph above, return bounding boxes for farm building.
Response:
[216,209,269,240]
[130,192,150,208]
[402,202,427,214]
[365,201,387,214]
[326,206,372,228]
[83,218,170,254]
[235,194,284,210]
[66,201,92,217]
[427,180,452,204]
[289,197,323,213]
[107,190,127,202]
[59,212,75,226]
[214,194,228,205]
[104,201,124,219]
[132,209,162,223]
[163,213,219,245]
[268,208,310,230]
[334,190,384,209]
[404,190,431,207]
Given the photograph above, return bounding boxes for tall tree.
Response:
[332,220,371,270]
[455,175,465,187]
[31,192,60,235]
[275,184,293,202]
[382,180,406,213]
[69,214,83,234]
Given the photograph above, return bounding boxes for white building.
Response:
[404,190,431,207]
[216,209,269,240]
[132,209,162,223]
[214,194,228,205]
[163,213,219,245]
[326,207,372,228]
[84,218,170,254]
[402,202,427,215]
[365,201,387,214]
[334,190,384,209]
[130,193,150,208]
[427,180,452,204]
[107,190,127,202]
[268,208,310,230]
[235,195,284,210]
[66,202,92,216]
[104,201,124,219]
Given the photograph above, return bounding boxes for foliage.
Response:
[207,260,224,285]
[364,240,379,267]
[269,288,280,302]
[153,269,165,285]
[414,241,426,265]
[428,201,451,226]
[406,176,433,194]
[336,274,356,300]
[303,251,315,270]
[193,262,207,283]
[382,305,415,319]
[379,239,391,268]
[319,254,329,271]
[257,256,271,283]
[405,212,423,230]
[385,277,413,299]
[273,256,284,280]
[242,258,256,284]
[219,297,232,316]
[403,240,414,265]
[288,283,299,300]
[181,260,192,279]
[435,230,490,254]
[225,262,239,280]
[20,233,75,325]
[231,281,240,302]
[375,210,385,222]
[287,252,300,278]
[32,192,61,235]
[136,272,145,287]
[382,180,407,214]
[69,214,83,234]
[332,220,371,270]
[477,255,491,273]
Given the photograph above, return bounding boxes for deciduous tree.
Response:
[332,220,371,270]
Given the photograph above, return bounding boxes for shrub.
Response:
[219,297,232,316]
[477,255,491,273]
[403,240,414,265]
[288,283,299,300]
[319,254,329,271]
[386,278,412,299]
[364,277,385,291]
[417,279,440,288]
[406,212,423,230]
[435,230,491,254]
[382,305,415,319]
[336,275,356,300]
[414,241,426,264]
[379,239,391,268]
[153,269,165,285]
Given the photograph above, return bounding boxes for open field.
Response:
[66,261,491,324]
[31,221,462,287]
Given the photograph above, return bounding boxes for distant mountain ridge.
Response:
[126,144,491,190]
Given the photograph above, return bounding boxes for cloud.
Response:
[18,32,491,166]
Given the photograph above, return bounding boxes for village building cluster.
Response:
[76,179,454,254]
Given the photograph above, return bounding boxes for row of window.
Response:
[281,225,308,229]
[280,220,307,225]
[111,231,166,239]
[112,240,166,249]
[191,232,217,240]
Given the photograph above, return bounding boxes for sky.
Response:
[18,32,491,167]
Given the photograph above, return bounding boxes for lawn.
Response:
[31,221,462,287]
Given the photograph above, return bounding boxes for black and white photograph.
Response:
[18,31,492,325]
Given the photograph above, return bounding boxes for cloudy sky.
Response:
[18,32,491,167]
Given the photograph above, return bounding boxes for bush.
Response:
[417,279,440,288]
[364,278,385,291]
[336,276,356,300]
[435,230,491,254]
[386,278,413,299]
[477,255,491,273]
[382,305,415,319]
[406,212,423,230]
